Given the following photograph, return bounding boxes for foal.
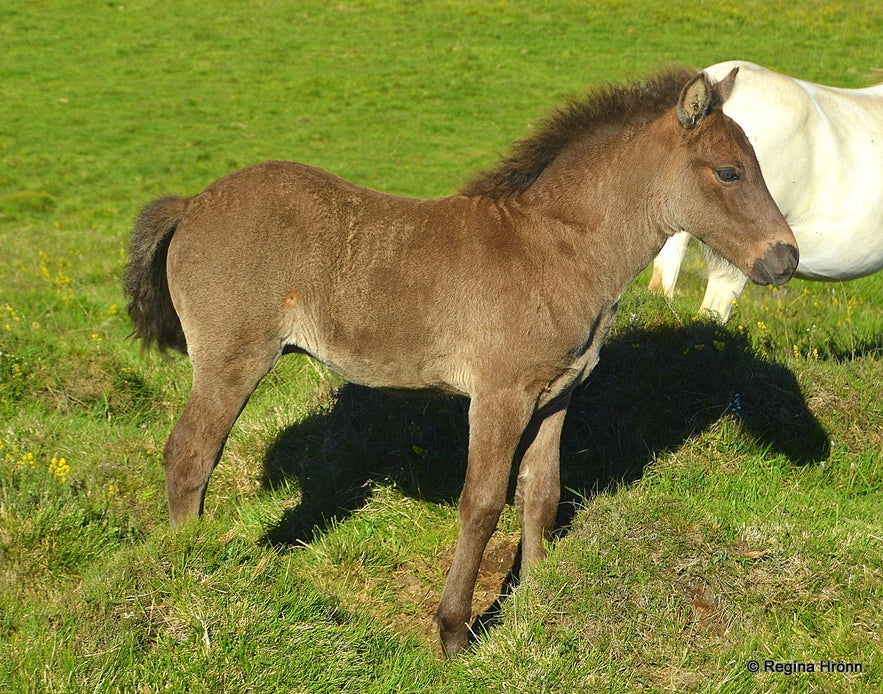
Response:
[125,68,797,656]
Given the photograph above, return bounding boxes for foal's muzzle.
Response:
[751,242,799,285]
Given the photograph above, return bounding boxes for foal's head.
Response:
[463,67,798,288]
[663,69,798,286]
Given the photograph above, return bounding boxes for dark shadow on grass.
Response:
[260,321,829,549]
[259,320,830,647]
[554,320,831,531]
[260,386,469,546]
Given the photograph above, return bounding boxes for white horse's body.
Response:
[650,60,883,321]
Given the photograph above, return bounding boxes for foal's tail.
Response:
[124,196,190,354]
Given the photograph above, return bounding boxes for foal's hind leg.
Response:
[515,394,570,571]
[164,340,281,526]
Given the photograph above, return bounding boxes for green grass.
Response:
[2,1,882,692]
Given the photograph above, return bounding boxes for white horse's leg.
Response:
[649,231,691,298]
[699,244,749,323]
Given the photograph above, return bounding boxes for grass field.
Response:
[1,1,881,692]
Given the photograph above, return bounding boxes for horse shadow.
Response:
[259,321,830,635]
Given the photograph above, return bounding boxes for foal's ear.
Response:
[677,72,715,129]
[715,66,740,102]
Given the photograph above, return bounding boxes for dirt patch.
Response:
[389,533,521,651]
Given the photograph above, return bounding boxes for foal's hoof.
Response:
[436,617,470,658]
[440,629,469,659]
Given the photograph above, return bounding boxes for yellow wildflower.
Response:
[49,456,70,484]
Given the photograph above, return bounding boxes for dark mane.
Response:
[461,67,698,199]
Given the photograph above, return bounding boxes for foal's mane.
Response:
[461,67,697,199]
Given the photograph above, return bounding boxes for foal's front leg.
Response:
[515,394,570,571]
[436,390,534,657]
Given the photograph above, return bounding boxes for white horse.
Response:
[649,60,883,322]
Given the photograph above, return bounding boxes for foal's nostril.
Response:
[765,242,799,284]
[777,242,799,279]
[751,242,799,285]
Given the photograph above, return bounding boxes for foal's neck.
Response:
[515,122,672,298]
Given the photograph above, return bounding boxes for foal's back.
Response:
[166,160,577,396]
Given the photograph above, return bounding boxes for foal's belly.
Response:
[282,309,472,396]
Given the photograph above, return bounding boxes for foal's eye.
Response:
[714,167,741,184]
